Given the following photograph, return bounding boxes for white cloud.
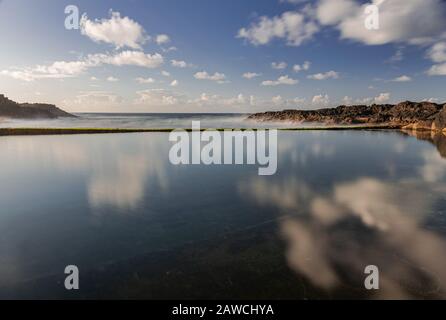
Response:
[428,42,446,63]
[161,70,171,77]
[427,42,446,76]
[1,51,163,82]
[135,89,181,106]
[135,77,155,84]
[194,71,227,82]
[317,0,446,46]
[1,60,90,81]
[106,76,119,82]
[134,90,260,110]
[350,93,391,106]
[237,11,319,46]
[312,94,330,107]
[188,93,259,109]
[65,91,124,110]
[262,75,298,86]
[423,97,439,103]
[308,70,339,80]
[272,61,287,70]
[374,92,391,104]
[156,34,170,45]
[392,75,411,82]
[293,61,311,72]
[316,0,357,25]
[428,63,446,76]
[272,95,306,107]
[80,11,147,49]
[171,60,189,68]
[162,46,178,53]
[90,76,99,81]
[94,51,164,68]
[170,79,178,87]
[342,96,353,105]
[243,72,261,79]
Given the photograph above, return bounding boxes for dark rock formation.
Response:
[433,106,446,132]
[248,101,446,132]
[0,94,75,119]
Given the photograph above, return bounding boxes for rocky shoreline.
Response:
[248,101,446,132]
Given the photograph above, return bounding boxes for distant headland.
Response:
[248,101,446,132]
[0,94,75,119]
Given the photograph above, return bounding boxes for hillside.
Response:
[0,94,75,119]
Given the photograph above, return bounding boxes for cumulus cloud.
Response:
[293,61,311,72]
[135,77,155,84]
[106,76,118,82]
[308,70,339,80]
[316,0,357,25]
[155,34,170,45]
[374,92,391,103]
[427,64,446,76]
[135,89,182,106]
[262,75,298,86]
[189,93,261,109]
[171,59,190,68]
[342,96,353,105]
[312,94,330,107]
[240,0,446,47]
[133,90,262,110]
[392,75,412,82]
[427,42,446,76]
[80,11,147,49]
[1,60,91,81]
[272,95,306,107]
[272,61,287,70]
[237,11,319,46]
[194,71,227,83]
[428,42,446,63]
[95,51,164,68]
[243,72,261,79]
[1,51,163,81]
[64,91,124,110]
[317,0,446,46]
[170,79,178,87]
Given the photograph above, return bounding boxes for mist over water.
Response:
[0,113,303,129]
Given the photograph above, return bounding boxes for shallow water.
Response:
[1,130,446,299]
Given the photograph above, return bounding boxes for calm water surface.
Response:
[1,130,446,299]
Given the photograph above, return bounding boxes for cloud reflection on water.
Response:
[240,132,446,299]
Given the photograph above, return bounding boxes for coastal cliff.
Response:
[248,101,446,132]
[0,94,75,119]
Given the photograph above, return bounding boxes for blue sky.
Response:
[0,0,445,112]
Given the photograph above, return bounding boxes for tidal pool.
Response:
[0,130,446,299]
